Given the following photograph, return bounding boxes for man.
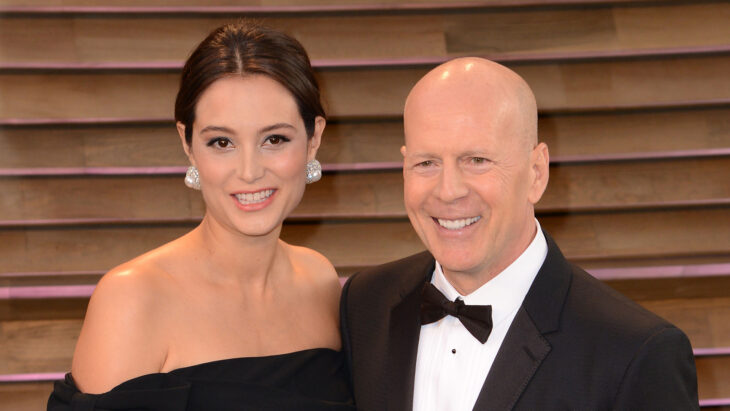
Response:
[340,58,698,410]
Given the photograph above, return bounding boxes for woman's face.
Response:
[178,75,324,238]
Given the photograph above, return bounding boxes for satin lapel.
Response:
[472,231,570,410]
[386,283,423,411]
[472,307,551,411]
[386,256,434,411]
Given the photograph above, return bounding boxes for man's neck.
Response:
[440,221,539,296]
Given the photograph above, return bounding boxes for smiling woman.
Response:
[47,22,354,411]
[182,75,320,237]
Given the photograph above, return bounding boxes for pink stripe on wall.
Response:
[0,372,65,383]
[589,263,730,280]
[3,45,730,72]
[0,285,96,299]
[0,1,665,15]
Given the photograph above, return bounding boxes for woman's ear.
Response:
[307,116,326,161]
[177,122,194,163]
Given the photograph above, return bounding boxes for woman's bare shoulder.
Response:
[285,243,338,283]
[70,243,184,393]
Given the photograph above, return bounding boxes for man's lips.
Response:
[433,216,481,230]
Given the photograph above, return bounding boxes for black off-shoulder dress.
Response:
[47,348,354,410]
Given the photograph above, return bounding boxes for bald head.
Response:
[404,57,538,151]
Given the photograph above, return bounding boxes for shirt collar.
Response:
[432,219,548,327]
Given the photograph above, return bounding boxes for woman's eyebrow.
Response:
[259,123,296,133]
[199,125,235,134]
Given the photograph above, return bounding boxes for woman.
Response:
[48,22,354,410]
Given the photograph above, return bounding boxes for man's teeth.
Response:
[437,216,481,230]
[235,189,274,205]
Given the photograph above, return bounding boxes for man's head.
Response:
[401,57,549,293]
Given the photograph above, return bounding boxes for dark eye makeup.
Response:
[206,137,232,148]
[265,134,291,145]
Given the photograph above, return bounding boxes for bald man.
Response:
[340,58,698,411]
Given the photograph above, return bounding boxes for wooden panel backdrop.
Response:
[1,0,729,408]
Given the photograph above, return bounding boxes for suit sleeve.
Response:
[339,274,356,391]
[612,326,699,411]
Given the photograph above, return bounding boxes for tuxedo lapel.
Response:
[385,254,434,411]
[472,231,571,410]
[472,307,551,410]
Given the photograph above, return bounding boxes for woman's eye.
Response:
[264,135,290,146]
[206,137,233,149]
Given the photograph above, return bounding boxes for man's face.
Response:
[402,93,543,282]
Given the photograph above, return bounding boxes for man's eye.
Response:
[471,157,487,164]
[206,137,233,149]
[416,160,433,167]
[265,135,290,145]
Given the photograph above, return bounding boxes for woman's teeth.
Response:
[437,216,481,230]
[235,189,274,205]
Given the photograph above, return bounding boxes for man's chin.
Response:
[432,252,482,275]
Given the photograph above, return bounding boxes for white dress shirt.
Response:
[412,220,548,411]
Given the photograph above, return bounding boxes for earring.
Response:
[305,159,322,184]
[184,165,201,190]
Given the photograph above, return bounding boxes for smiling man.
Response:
[340,58,699,411]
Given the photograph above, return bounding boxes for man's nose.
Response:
[435,163,469,203]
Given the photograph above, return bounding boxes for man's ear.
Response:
[400,145,408,177]
[177,122,195,164]
[307,116,326,161]
[527,142,549,204]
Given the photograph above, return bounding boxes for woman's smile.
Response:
[231,188,277,211]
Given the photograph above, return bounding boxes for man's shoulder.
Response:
[563,262,677,341]
[536,233,675,338]
[344,251,433,301]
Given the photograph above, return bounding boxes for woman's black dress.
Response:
[47,348,354,410]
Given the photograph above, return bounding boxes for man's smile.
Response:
[433,216,481,230]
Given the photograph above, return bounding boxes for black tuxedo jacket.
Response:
[340,232,699,410]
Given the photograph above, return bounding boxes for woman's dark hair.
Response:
[175,21,325,145]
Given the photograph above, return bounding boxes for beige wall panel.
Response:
[446,2,730,54]
[3,3,729,63]
[0,319,81,374]
[3,107,729,169]
[696,355,730,400]
[0,0,535,7]
[3,55,729,120]
[608,276,730,301]
[2,156,729,222]
[542,208,730,262]
[0,15,444,63]
[0,176,198,222]
[0,123,185,168]
[540,156,730,212]
[641,297,730,352]
[0,72,180,120]
[0,381,52,411]
[0,298,727,375]
[612,2,730,50]
[1,363,726,410]
[1,207,729,273]
[0,298,88,322]
[539,107,730,159]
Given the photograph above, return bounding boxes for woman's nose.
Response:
[238,151,265,183]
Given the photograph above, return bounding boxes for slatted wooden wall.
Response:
[1,0,729,409]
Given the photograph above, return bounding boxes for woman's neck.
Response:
[185,213,288,295]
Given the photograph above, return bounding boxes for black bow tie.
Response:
[420,282,493,344]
